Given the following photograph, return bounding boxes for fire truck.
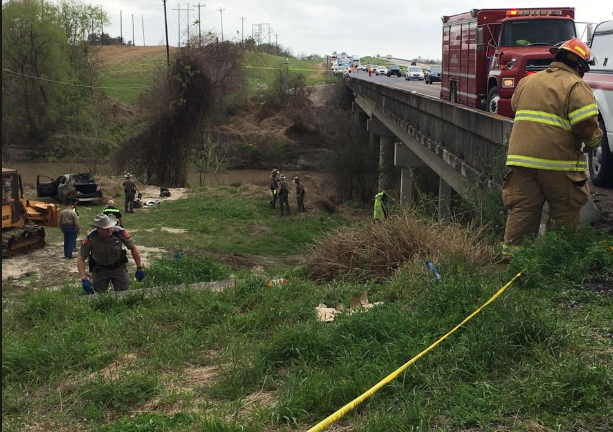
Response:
[440,8,576,117]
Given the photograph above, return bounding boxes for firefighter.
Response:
[501,38,602,260]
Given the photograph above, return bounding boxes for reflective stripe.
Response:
[569,104,599,125]
[506,154,587,171]
[502,244,522,256]
[585,136,601,148]
[515,110,571,131]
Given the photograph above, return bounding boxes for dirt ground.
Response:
[1,187,189,289]
[94,45,174,68]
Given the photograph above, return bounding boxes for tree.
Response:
[2,0,110,148]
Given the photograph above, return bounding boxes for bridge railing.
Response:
[347,77,513,187]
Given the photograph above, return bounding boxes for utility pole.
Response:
[240,16,246,45]
[187,3,190,44]
[132,13,135,46]
[142,15,145,46]
[196,3,206,47]
[275,33,278,55]
[120,10,123,45]
[163,0,170,67]
[100,5,103,45]
[217,7,226,42]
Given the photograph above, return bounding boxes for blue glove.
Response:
[135,268,145,281]
[82,278,94,295]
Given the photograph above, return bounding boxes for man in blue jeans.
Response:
[59,198,79,258]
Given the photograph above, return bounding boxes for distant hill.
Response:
[95,46,331,107]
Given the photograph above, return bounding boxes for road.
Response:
[350,71,441,98]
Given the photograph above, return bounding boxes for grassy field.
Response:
[3,183,612,432]
[96,47,338,106]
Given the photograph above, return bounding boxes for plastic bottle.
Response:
[425,260,442,282]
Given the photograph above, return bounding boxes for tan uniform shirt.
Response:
[122,179,137,195]
[79,227,135,266]
[59,208,79,228]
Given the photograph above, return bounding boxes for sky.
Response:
[87,0,611,60]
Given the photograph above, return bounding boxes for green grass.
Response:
[98,48,334,105]
[3,183,613,431]
[98,54,168,106]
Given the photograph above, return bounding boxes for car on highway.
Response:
[584,20,613,187]
[405,66,424,81]
[375,66,388,76]
[37,172,103,204]
[424,65,442,84]
[387,65,402,77]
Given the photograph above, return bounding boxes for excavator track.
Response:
[2,225,46,259]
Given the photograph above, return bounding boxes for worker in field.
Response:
[269,169,279,208]
[59,198,79,259]
[373,191,388,222]
[277,174,290,216]
[367,65,373,77]
[103,199,123,227]
[501,38,602,261]
[121,173,140,214]
[77,214,144,294]
[293,176,306,212]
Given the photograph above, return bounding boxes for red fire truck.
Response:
[440,7,576,117]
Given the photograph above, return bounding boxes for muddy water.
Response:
[6,162,278,189]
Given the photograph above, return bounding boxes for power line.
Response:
[2,69,153,89]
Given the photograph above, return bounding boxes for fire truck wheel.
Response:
[589,118,613,188]
[486,86,500,113]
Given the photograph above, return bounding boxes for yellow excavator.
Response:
[2,168,60,258]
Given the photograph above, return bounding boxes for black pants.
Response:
[297,192,305,212]
[125,193,135,213]
[279,193,289,215]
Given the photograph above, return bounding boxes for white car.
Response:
[405,66,424,80]
[375,66,388,76]
[584,20,613,187]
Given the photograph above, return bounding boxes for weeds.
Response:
[308,214,496,282]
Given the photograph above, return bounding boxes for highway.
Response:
[349,71,441,98]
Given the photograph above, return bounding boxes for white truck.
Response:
[584,20,613,187]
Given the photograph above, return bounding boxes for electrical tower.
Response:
[251,23,271,46]
[173,3,195,47]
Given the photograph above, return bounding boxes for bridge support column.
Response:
[395,142,425,208]
[379,136,394,191]
[400,167,414,207]
[367,117,396,192]
[438,178,452,221]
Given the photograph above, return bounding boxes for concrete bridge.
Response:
[346,76,601,224]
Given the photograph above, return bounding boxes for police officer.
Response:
[77,214,144,294]
[59,198,79,258]
[102,199,123,227]
[269,169,279,208]
[277,174,290,216]
[293,176,306,212]
[121,173,139,214]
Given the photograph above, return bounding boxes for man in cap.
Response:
[277,174,290,216]
[77,214,144,294]
[121,173,140,214]
[59,198,80,258]
[269,169,279,208]
[103,199,123,227]
[293,176,306,212]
